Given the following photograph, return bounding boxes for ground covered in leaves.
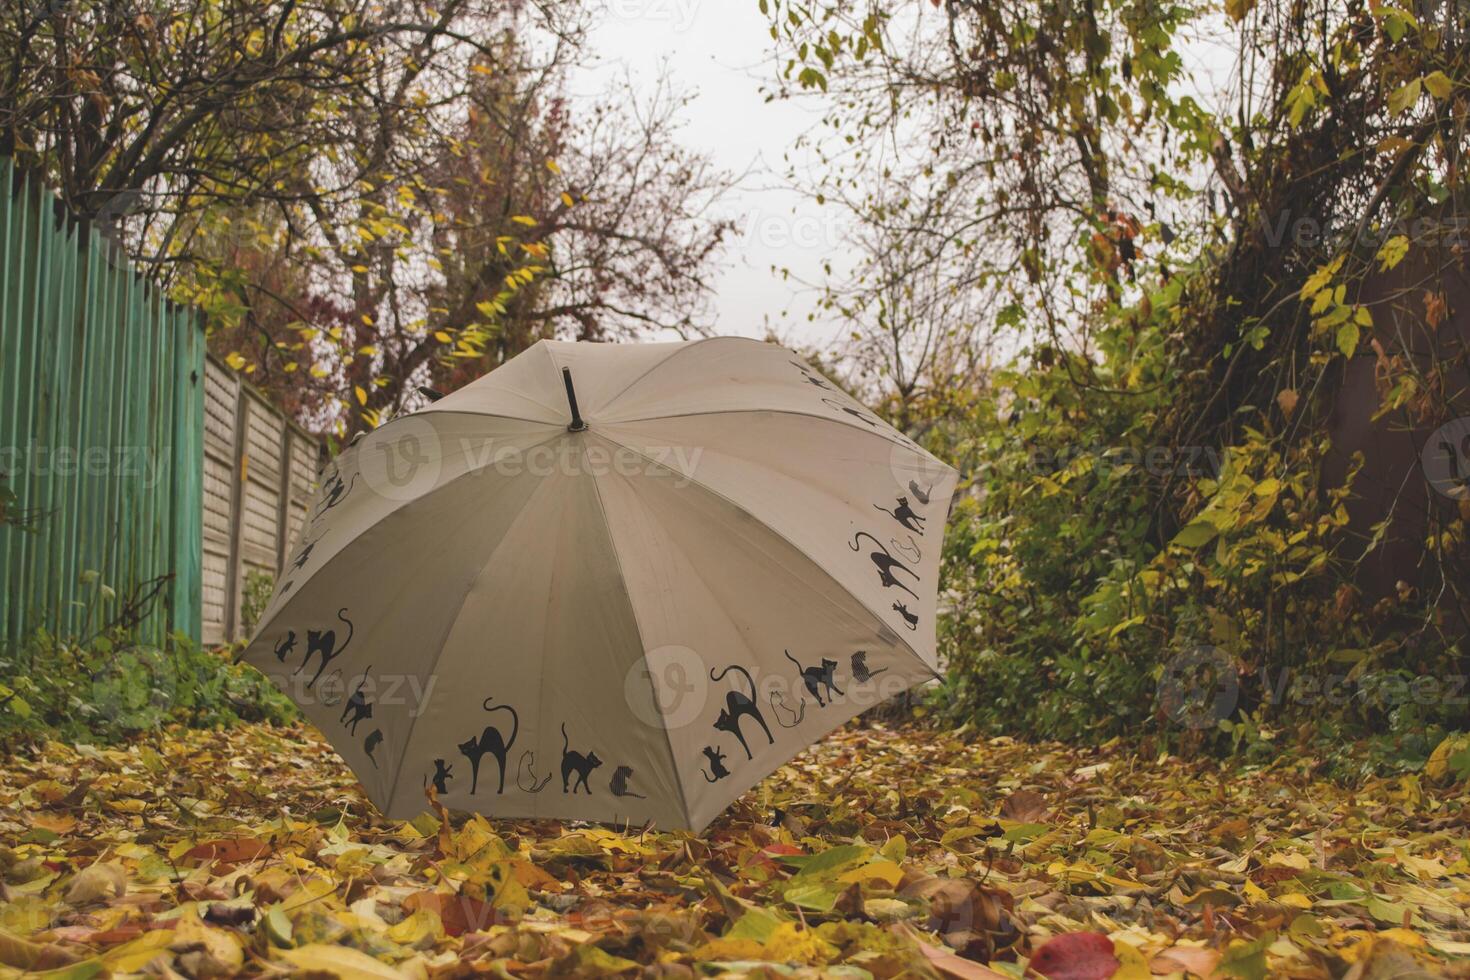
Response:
[1,723,1468,979]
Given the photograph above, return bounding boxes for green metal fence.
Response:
[0,158,205,647]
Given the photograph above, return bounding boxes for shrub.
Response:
[0,629,297,744]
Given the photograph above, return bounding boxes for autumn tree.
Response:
[1,0,733,436]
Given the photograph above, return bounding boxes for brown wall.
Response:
[1322,235,1470,634]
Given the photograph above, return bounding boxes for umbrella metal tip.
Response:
[562,367,587,432]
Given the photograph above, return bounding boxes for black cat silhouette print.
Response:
[235,338,958,831]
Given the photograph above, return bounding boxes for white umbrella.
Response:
[240,338,958,831]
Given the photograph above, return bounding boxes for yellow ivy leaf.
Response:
[1299,255,1343,300]
[1388,77,1422,116]
[1424,70,1454,99]
[510,215,538,227]
[1376,234,1409,271]
[354,386,367,406]
[1224,0,1256,21]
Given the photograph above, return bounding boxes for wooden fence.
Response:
[201,356,321,645]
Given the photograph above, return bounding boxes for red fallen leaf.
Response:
[185,838,271,864]
[403,890,496,937]
[749,842,803,872]
[1030,932,1119,980]
[999,789,1049,823]
[81,924,153,944]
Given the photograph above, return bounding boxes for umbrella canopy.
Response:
[239,338,959,831]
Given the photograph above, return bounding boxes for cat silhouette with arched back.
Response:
[314,469,358,517]
[516,751,552,793]
[339,669,373,734]
[295,608,355,690]
[272,631,297,663]
[874,496,927,534]
[785,650,844,707]
[908,480,933,505]
[770,691,806,728]
[458,697,519,794]
[850,650,889,684]
[893,601,919,631]
[364,729,383,767]
[821,397,880,428]
[428,758,453,795]
[850,532,921,601]
[710,664,774,760]
[609,766,646,799]
[560,723,602,794]
[701,745,730,782]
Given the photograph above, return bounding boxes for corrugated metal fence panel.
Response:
[0,159,205,647]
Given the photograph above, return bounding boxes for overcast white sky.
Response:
[573,0,843,346]
[574,1,1239,350]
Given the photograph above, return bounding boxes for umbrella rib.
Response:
[584,435,695,829]
[242,428,564,813]
[590,429,941,673]
[606,405,928,457]
[594,336,766,415]
[250,425,566,648]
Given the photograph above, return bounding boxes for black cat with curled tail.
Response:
[272,631,297,663]
[784,650,844,707]
[700,745,730,782]
[339,668,373,734]
[850,532,920,600]
[711,664,775,760]
[560,723,602,794]
[458,697,519,795]
[427,759,453,795]
[295,608,355,690]
[874,496,927,534]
